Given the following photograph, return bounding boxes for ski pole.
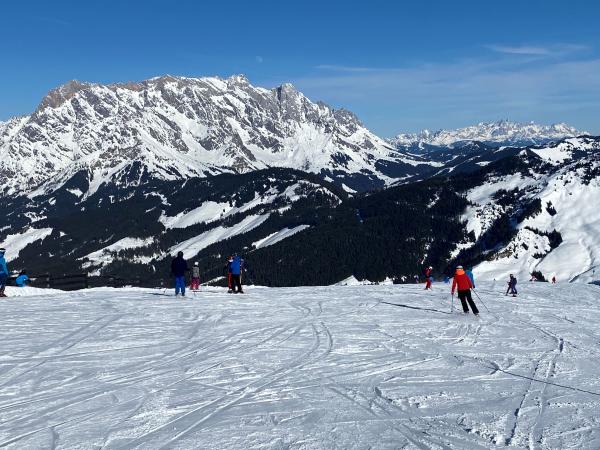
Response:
[473,290,490,313]
[451,293,454,313]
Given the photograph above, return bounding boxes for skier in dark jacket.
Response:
[506,274,518,296]
[0,248,8,297]
[452,266,479,315]
[171,251,189,296]
[229,254,244,293]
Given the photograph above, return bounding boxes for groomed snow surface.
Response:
[1,283,600,449]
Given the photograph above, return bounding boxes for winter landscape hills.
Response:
[0,75,598,287]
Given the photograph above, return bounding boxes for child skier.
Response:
[424,266,433,290]
[191,262,200,291]
[451,265,479,315]
[15,271,29,287]
[226,255,234,293]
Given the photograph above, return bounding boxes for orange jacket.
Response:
[452,269,473,293]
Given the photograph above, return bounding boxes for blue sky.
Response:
[1,0,599,136]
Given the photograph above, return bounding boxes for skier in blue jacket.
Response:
[466,268,475,289]
[0,248,8,297]
[15,271,29,287]
[229,254,244,293]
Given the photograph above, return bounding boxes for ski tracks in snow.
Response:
[1,284,600,448]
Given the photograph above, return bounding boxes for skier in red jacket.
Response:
[451,265,479,315]
[424,266,433,290]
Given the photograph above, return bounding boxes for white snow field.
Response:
[1,282,600,449]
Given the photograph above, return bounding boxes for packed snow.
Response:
[1,282,599,449]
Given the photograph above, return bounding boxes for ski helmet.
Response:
[456,265,463,270]
[194,261,199,266]
[0,248,5,254]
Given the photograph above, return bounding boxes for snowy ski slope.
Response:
[1,283,599,449]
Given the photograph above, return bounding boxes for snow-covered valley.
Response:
[1,283,599,449]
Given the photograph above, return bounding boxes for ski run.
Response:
[1,282,600,449]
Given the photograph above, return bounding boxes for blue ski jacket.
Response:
[15,274,29,287]
[466,270,475,288]
[230,256,243,275]
[0,256,8,276]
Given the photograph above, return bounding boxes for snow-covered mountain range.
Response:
[0,75,434,196]
[0,74,598,286]
[389,120,585,150]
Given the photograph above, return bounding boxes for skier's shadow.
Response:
[380,301,452,315]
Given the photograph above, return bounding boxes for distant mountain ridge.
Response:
[0,75,435,196]
[0,77,587,198]
[389,120,586,150]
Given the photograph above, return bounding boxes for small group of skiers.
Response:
[169,251,245,296]
[425,264,523,316]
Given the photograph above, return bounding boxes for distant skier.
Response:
[226,255,234,293]
[229,254,244,294]
[506,274,518,296]
[466,267,475,289]
[171,251,189,297]
[15,270,29,287]
[191,262,200,291]
[551,276,556,284]
[424,266,433,290]
[451,265,479,315]
[0,248,8,297]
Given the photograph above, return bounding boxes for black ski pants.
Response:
[457,289,479,314]
[231,274,243,293]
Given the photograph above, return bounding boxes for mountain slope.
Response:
[0,75,433,195]
[1,137,598,287]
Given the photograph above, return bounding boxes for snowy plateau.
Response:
[1,282,600,449]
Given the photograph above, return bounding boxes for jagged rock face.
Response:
[0,75,420,196]
[389,120,585,150]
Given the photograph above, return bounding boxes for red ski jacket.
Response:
[452,269,473,294]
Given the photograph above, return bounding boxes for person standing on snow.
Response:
[171,251,189,297]
[424,266,433,290]
[226,255,234,293]
[452,265,479,315]
[551,276,556,284]
[466,267,475,289]
[191,262,200,291]
[506,274,518,296]
[0,248,8,297]
[15,271,29,287]
[229,254,244,294]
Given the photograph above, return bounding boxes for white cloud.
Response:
[487,43,589,57]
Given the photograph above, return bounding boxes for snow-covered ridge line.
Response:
[390,120,586,149]
[0,74,425,196]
